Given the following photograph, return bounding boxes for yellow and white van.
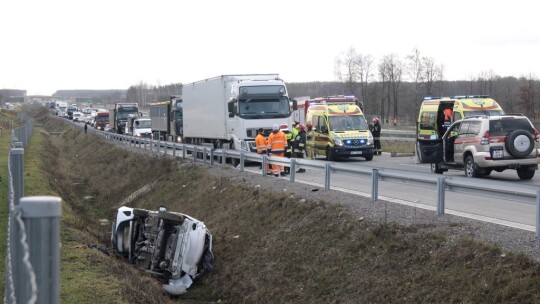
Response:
[416,95,505,163]
[305,98,373,161]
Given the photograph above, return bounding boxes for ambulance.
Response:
[305,96,373,161]
[416,95,505,163]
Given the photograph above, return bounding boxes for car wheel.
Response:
[481,169,492,176]
[133,208,150,218]
[326,147,335,161]
[505,130,534,158]
[158,211,185,223]
[364,154,373,161]
[464,155,480,177]
[431,162,444,174]
[517,167,535,180]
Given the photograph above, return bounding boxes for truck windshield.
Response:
[136,120,151,128]
[96,116,109,122]
[329,115,369,131]
[238,97,290,119]
[117,110,138,120]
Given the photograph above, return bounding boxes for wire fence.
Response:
[4,112,61,304]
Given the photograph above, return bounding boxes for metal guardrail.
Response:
[75,121,540,237]
[5,114,61,304]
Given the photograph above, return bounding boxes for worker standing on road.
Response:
[293,124,307,173]
[255,128,272,175]
[267,124,287,177]
[372,117,381,155]
[84,122,88,134]
[280,123,293,175]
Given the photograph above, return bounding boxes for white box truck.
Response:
[183,74,297,152]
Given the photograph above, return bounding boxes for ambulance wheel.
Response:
[326,147,335,161]
[364,154,373,161]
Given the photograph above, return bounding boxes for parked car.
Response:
[417,114,540,179]
[111,206,214,295]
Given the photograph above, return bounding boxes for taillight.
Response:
[481,131,489,145]
[534,129,539,142]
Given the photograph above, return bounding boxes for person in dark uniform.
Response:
[372,117,381,155]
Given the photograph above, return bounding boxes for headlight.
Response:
[135,134,141,137]
[332,133,343,146]
[368,133,374,145]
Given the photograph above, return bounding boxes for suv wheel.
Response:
[158,211,185,223]
[517,167,535,180]
[464,155,480,177]
[505,130,534,158]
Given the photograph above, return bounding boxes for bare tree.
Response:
[356,54,374,107]
[334,46,359,95]
[421,56,442,96]
[406,48,423,114]
[519,73,538,119]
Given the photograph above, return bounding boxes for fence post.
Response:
[371,168,378,202]
[536,190,540,237]
[10,147,24,204]
[437,177,446,216]
[324,163,331,191]
[20,196,62,304]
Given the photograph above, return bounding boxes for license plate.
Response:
[493,149,503,159]
[351,151,362,155]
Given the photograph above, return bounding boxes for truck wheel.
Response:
[464,155,480,178]
[158,211,185,223]
[517,167,535,180]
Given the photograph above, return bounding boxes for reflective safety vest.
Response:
[293,132,306,153]
[285,131,293,154]
[267,130,287,153]
[255,133,267,154]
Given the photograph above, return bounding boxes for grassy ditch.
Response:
[33,112,540,303]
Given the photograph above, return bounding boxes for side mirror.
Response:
[228,102,235,118]
[292,99,298,111]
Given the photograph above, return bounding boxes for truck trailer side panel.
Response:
[183,77,228,140]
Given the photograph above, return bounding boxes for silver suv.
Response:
[419,114,539,179]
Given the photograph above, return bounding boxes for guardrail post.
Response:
[221,150,226,165]
[437,177,446,216]
[536,190,540,237]
[289,159,296,182]
[182,144,186,159]
[239,152,244,172]
[324,163,331,191]
[157,139,161,155]
[172,142,176,157]
[210,148,214,165]
[193,146,197,162]
[371,168,378,202]
[262,155,268,176]
[20,196,61,304]
[203,148,207,164]
[10,147,24,204]
[9,147,24,303]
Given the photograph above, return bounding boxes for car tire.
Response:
[505,130,534,159]
[158,211,185,223]
[364,154,373,161]
[326,147,335,161]
[517,167,535,180]
[431,162,444,174]
[133,208,150,218]
[464,155,480,178]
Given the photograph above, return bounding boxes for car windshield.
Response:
[329,115,369,131]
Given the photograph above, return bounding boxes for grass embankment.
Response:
[33,111,540,303]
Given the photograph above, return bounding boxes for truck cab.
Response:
[126,116,152,138]
[305,97,373,161]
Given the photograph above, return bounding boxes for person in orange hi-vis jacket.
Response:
[267,123,287,177]
[255,128,272,175]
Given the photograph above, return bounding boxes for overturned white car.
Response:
[111,206,214,295]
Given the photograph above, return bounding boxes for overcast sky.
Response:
[2,0,539,96]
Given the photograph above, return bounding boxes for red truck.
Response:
[94,111,110,130]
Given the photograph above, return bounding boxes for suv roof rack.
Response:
[500,113,525,116]
[463,115,490,120]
